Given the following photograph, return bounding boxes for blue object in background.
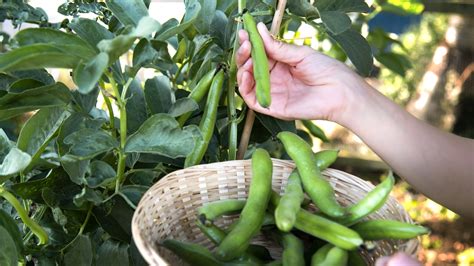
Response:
[368,12,422,34]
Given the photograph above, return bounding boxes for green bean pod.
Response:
[196,220,227,245]
[217,148,273,261]
[311,244,348,266]
[275,170,304,232]
[198,199,246,223]
[162,239,221,266]
[242,12,271,108]
[352,220,430,240]
[185,70,225,167]
[277,131,345,218]
[177,68,216,127]
[338,173,395,226]
[314,150,339,170]
[227,212,275,233]
[270,192,363,250]
[281,233,305,266]
[348,251,367,266]
[302,120,329,142]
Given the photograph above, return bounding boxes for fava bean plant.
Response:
[0,0,417,264]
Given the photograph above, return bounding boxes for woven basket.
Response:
[132,159,419,266]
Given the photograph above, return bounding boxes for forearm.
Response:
[339,79,474,218]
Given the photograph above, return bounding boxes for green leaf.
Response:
[63,160,90,186]
[64,129,118,160]
[288,0,319,17]
[120,185,148,208]
[144,76,173,114]
[73,187,104,207]
[195,0,216,34]
[0,44,85,72]
[106,0,149,27]
[63,235,93,266]
[0,148,31,182]
[0,209,24,256]
[17,107,70,159]
[131,39,173,75]
[12,168,82,209]
[87,161,116,188]
[72,87,100,113]
[10,69,55,85]
[155,2,201,41]
[96,240,130,266]
[315,0,371,13]
[0,226,17,266]
[92,197,134,242]
[57,113,105,156]
[376,52,411,76]
[69,18,115,50]
[8,79,45,93]
[73,53,109,94]
[168,98,198,118]
[209,10,228,49]
[98,16,160,64]
[256,113,297,136]
[328,29,373,76]
[125,80,147,134]
[14,28,97,59]
[125,114,201,158]
[320,11,351,35]
[0,129,13,162]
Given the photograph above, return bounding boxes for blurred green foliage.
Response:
[378,14,449,104]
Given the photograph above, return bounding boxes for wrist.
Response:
[332,74,373,129]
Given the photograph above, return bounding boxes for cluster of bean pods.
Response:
[162,131,429,266]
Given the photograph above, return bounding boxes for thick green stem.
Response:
[0,187,48,245]
[105,72,129,193]
[100,81,117,138]
[227,0,246,160]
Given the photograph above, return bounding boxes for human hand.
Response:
[236,22,365,124]
[375,252,422,266]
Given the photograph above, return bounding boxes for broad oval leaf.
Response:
[0,129,13,162]
[73,52,109,94]
[0,44,84,72]
[320,11,351,35]
[63,235,92,266]
[328,29,373,77]
[315,0,371,13]
[144,76,173,114]
[168,98,199,118]
[125,79,147,134]
[0,226,18,266]
[155,2,201,41]
[119,185,148,209]
[288,0,319,17]
[195,0,217,34]
[0,210,24,256]
[87,161,116,188]
[125,114,202,158]
[96,240,130,266]
[106,0,149,27]
[64,129,118,160]
[0,148,32,182]
[69,18,115,50]
[17,107,70,159]
[14,28,97,59]
[209,10,228,49]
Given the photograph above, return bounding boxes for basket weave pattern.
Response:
[132,159,418,265]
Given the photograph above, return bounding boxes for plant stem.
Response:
[237,0,288,159]
[78,205,93,235]
[105,72,129,193]
[0,186,48,245]
[100,81,116,138]
[227,0,247,160]
[172,59,189,88]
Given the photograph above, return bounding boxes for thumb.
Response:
[257,22,314,66]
